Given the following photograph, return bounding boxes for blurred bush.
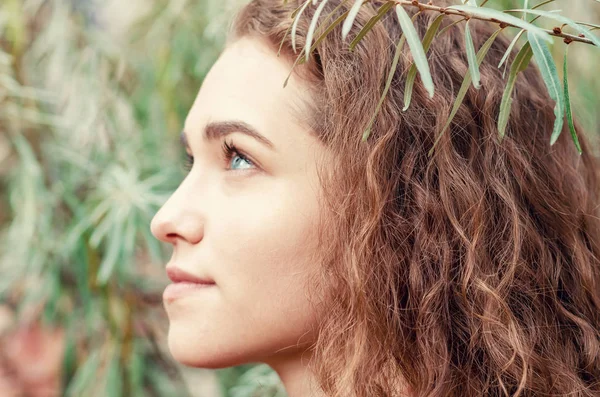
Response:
[0,0,598,396]
[0,0,287,395]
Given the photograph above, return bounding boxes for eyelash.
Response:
[184,139,253,172]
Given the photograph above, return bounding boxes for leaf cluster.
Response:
[285,0,600,155]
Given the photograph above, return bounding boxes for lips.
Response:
[166,266,215,285]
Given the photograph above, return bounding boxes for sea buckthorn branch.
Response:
[373,0,598,45]
[285,0,599,154]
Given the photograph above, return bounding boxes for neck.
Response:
[263,349,325,397]
[263,350,416,397]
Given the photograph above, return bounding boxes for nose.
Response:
[150,178,204,245]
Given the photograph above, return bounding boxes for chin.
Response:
[167,327,243,369]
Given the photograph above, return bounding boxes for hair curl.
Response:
[230,1,600,396]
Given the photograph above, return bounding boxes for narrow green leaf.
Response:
[350,1,395,51]
[73,238,93,327]
[498,41,533,139]
[447,5,552,42]
[362,33,408,141]
[309,8,351,53]
[97,223,124,284]
[65,351,101,396]
[278,23,293,57]
[507,8,600,48]
[342,0,366,41]
[395,5,435,98]
[531,0,555,10]
[465,19,481,89]
[575,21,600,30]
[498,12,549,73]
[498,29,525,70]
[104,351,123,397]
[563,45,582,154]
[527,30,564,145]
[421,13,445,54]
[61,319,77,385]
[290,1,306,19]
[363,12,421,140]
[281,0,328,57]
[284,9,351,87]
[306,0,331,61]
[291,0,312,52]
[437,17,466,38]
[129,344,145,397]
[429,28,503,157]
[403,14,444,111]
[313,0,350,32]
[42,268,61,323]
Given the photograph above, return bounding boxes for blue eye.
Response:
[222,139,255,171]
[182,140,256,173]
[229,154,253,170]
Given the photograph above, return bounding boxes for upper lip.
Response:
[166,266,215,284]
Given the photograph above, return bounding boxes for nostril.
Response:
[150,216,176,243]
[150,202,203,245]
[166,233,179,240]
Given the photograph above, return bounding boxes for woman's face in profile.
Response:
[150,37,330,368]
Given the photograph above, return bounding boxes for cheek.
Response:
[165,179,325,368]
[216,179,321,274]
[218,183,322,333]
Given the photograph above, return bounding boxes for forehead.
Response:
[184,37,312,138]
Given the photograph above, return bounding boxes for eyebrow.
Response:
[180,120,275,151]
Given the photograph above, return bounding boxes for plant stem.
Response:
[370,0,596,45]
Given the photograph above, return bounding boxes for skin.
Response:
[150,37,330,397]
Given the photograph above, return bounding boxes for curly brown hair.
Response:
[230,1,600,396]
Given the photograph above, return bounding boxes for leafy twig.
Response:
[370,0,598,45]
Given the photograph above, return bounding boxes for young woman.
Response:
[150,1,600,396]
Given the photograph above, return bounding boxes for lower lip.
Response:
[163,282,216,302]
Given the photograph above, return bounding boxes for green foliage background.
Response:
[0,0,598,396]
[0,0,285,395]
